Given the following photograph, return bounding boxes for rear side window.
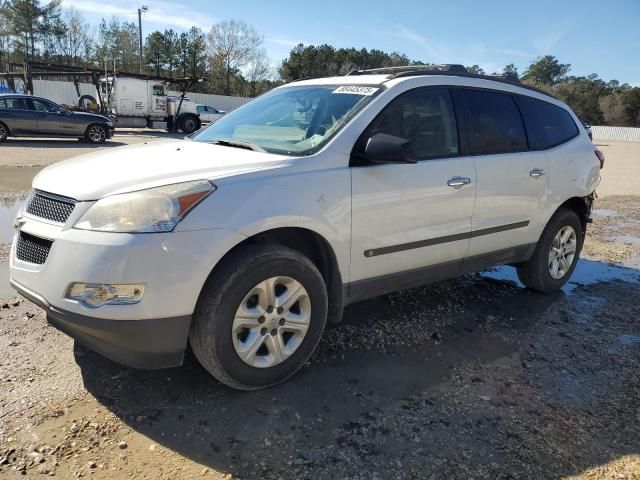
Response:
[462,90,527,155]
[519,95,578,149]
[366,88,459,159]
[0,99,6,109]
[4,97,28,110]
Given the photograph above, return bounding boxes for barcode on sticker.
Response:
[333,86,379,96]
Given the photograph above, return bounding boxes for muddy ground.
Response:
[0,138,639,479]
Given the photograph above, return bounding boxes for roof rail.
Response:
[344,64,557,100]
[346,64,467,76]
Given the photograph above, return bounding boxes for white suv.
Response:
[9,65,603,390]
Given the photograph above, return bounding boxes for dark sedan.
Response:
[0,94,114,144]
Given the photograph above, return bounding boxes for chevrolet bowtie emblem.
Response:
[13,216,26,229]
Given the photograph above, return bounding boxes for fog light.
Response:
[66,283,145,308]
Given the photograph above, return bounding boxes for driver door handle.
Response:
[530,168,546,178]
[447,176,471,188]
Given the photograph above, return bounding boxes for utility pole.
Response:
[138,6,148,74]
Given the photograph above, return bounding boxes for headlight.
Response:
[74,180,215,233]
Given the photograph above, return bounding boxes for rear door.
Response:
[30,99,78,136]
[456,88,549,261]
[2,97,38,134]
[349,87,476,292]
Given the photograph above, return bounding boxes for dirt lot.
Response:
[1,137,639,479]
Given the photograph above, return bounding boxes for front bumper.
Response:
[12,279,190,368]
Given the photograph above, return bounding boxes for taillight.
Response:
[595,150,605,169]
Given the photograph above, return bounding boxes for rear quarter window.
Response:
[518,95,578,149]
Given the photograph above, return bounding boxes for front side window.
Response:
[462,90,528,155]
[364,88,459,159]
[518,95,578,149]
[31,99,63,113]
[0,99,6,109]
[152,85,165,96]
[191,85,379,155]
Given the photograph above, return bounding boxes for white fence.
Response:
[592,126,640,143]
[30,79,252,112]
[167,90,251,111]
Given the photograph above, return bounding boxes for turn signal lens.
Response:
[595,150,605,169]
[66,283,145,308]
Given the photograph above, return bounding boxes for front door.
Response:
[149,83,167,117]
[349,88,476,296]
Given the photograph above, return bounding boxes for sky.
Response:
[61,0,640,85]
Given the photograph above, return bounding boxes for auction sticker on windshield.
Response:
[333,86,379,96]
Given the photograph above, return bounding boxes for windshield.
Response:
[191,84,380,155]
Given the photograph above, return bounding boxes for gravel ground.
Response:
[0,244,10,262]
[0,139,639,479]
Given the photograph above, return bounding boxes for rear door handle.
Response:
[447,176,471,188]
[530,168,546,178]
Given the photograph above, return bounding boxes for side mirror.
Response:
[362,133,416,164]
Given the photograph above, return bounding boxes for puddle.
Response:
[0,166,42,192]
[617,334,640,346]
[592,208,617,218]
[482,258,640,293]
[0,199,24,243]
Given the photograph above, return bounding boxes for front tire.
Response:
[517,208,583,292]
[190,244,328,390]
[179,115,200,134]
[85,124,107,144]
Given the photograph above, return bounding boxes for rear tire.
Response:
[190,244,328,390]
[516,208,583,292]
[0,121,8,142]
[85,124,107,144]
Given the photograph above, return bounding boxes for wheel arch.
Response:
[199,226,344,325]
[554,194,594,237]
[84,122,106,134]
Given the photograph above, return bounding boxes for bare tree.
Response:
[57,8,92,66]
[207,19,262,95]
[245,48,270,96]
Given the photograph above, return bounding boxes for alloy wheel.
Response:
[88,126,106,143]
[548,225,577,279]
[232,276,311,368]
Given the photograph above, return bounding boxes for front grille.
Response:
[16,232,53,265]
[26,191,76,224]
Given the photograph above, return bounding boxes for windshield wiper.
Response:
[211,139,265,152]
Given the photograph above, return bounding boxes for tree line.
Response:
[0,0,278,96]
[1,0,638,126]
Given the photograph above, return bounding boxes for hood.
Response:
[32,140,289,201]
[70,111,111,122]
